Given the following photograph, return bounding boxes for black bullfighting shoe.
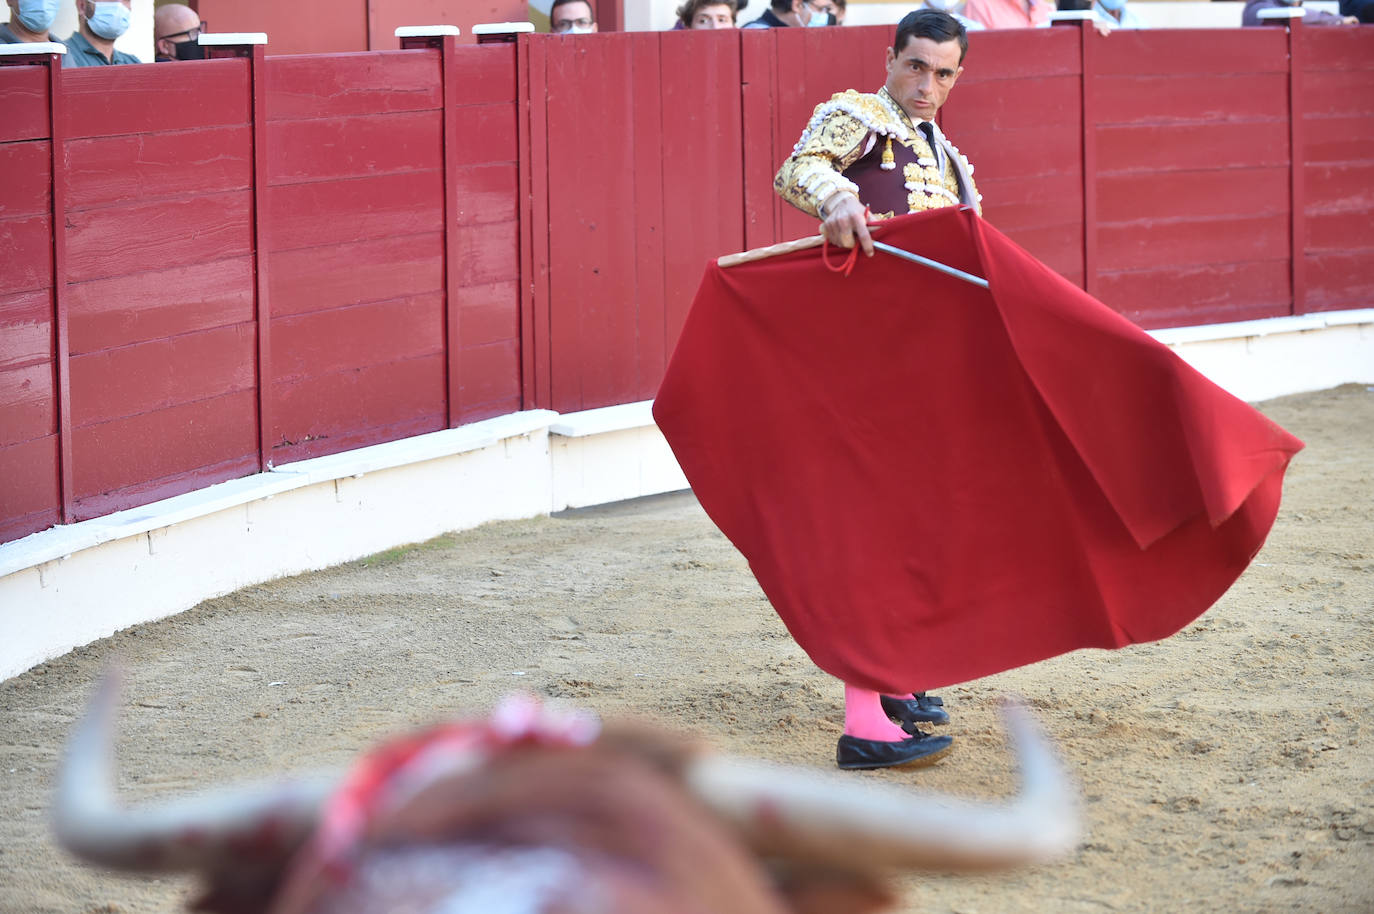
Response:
[880,691,950,731]
[836,731,955,770]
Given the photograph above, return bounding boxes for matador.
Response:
[771,9,981,769]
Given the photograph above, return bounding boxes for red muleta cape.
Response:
[653,207,1303,694]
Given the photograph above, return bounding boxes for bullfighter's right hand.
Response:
[819,192,874,257]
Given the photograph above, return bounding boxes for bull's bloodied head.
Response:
[53,674,1080,914]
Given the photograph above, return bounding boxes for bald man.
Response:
[154,1,203,60]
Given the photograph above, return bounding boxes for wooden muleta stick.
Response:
[717,235,826,268]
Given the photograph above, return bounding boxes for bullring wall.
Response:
[1,22,1372,545]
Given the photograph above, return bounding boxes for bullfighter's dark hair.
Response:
[894,9,969,63]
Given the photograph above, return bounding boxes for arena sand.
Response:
[1,384,1371,914]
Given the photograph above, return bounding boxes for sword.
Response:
[718,235,989,290]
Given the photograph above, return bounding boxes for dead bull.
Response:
[54,675,1080,914]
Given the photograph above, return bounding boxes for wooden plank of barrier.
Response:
[0,64,48,144]
[0,437,61,542]
[68,325,256,428]
[269,236,443,318]
[65,127,252,210]
[629,32,667,399]
[60,59,251,140]
[0,335,55,445]
[64,192,254,282]
[68,257,256,354]
[741,28,779,252]
[69,396,261,521]
[660,28,744,345]
[265,51,442,119]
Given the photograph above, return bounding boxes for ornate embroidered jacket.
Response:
[774,87,981,219]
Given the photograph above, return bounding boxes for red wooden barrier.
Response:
[265,50,448,463]
[1,23,1372,547]
[0,56,61,543]
[940,27,1085,286]
[1089,28,1293,328]
[61,59,259,520]
[1300,27,1374,313]
[193,0,531,53]
[525,29,745,413]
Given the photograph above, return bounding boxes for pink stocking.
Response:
[843,684,909,741]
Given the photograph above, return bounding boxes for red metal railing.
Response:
[1,22,1371,545]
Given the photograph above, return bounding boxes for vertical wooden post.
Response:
[520,33,552,409]
[1053,12,1096,296]
[398,28,463,424]
[1286,17,1306,317]
[0,42,74,523]
[740,28,779,251]
[44,46,74,522]
[205,34,272,468]
[440,34,462,427]
[1260,8,1305,317]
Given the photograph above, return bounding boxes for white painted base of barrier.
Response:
[1,308,1370,682]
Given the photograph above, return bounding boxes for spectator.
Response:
[1339,0,1373,21]
[549,0,597,33]
[743,0,823,27]
[1242,0,1358,24]
[677,0,737,28]
[810,0,844,24]
[154,2,204,60]
[963,0,1051,29]
[1092,0,1145,28]
[63,0,139,66]
[919,0,986,30]
[2,0,58,42]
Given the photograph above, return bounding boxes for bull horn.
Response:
[52,670,335,871]
[684,701,1080,871]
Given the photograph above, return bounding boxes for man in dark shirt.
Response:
[63,0,141,66]
[743,0,829,27]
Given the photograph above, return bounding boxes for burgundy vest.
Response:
[844,133,966,216]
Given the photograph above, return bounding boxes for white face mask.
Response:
[564,23,595,33]
[16,0,60,32]
[85,1,131,40]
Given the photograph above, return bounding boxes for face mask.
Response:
[1097,0,1127,9]
[174,38,206,60]
[16,0,59,32]
[805,9,832,25]
[85,1,131,40]
[564,23,595,33]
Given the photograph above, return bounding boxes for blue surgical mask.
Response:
[806,9,832,25]
[85,1,131,40]
[17,0,59,32]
